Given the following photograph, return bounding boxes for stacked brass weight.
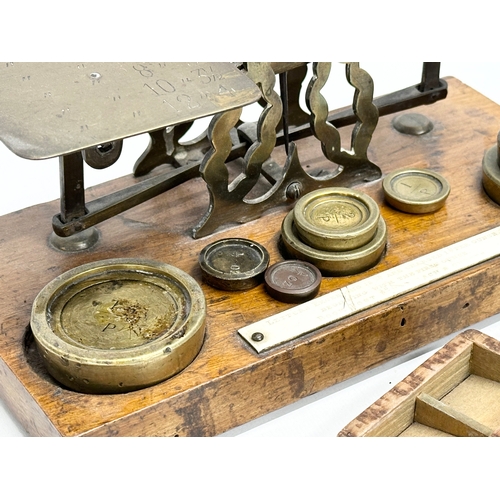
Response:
[280,187,387,276]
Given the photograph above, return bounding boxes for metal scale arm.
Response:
[0,62,447,244]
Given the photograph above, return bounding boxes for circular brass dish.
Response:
[280,211,387,276]
[264,260,322,303]
[382,168,450,214]
[30,258,206,394]
[199,238,270,291]
[293,187,380,251]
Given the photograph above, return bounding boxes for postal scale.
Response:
[1,62,500,436]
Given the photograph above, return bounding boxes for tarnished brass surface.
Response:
[0,63,448,246]
[13,62,445,243]
[0,62,260,159]
[49,227,100,252]
[306,62,379,169]
[383,168,451,213]
[195,62,284,237]
[293,187,380,251]
[280,210,387,276]
[199,238,270,291]
[132,122,206,176]
[482,132,500,204]
[30,258,206,394]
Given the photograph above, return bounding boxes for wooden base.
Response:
[2,77,500,436]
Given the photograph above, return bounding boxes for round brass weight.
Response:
[382,168,450,214]
[293,187,380,251]
[482,135,500,204]
[30,258,206,394]
[280,211,387,276]
[199,238,270,291]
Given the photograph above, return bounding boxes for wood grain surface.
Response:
[1,77,500,436]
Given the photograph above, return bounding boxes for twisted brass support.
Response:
[49,63,446,242]
[194,63,286,237]
[306,62,379,170]
[193,62,382,238]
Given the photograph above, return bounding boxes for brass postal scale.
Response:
[1,62,500,436]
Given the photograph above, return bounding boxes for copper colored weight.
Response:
[264,260,322,303]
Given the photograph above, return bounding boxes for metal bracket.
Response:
[192,62,381,238]
[50,62,448,242]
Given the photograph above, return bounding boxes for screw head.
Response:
[286,182,302,200]
[251,332,264,342]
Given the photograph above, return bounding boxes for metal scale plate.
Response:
[0,62,261,159]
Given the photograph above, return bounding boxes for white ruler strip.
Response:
[238,226,500,353]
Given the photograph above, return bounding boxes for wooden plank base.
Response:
[2,77,500,436]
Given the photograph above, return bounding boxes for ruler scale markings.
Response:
[238,226,500,353]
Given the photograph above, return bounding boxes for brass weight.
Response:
[280,187,386,276]
[382,168,450,214]
[31,258,206,394]
[293,187,380,251]
[280,210,387,276]
[482,131,500,205]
